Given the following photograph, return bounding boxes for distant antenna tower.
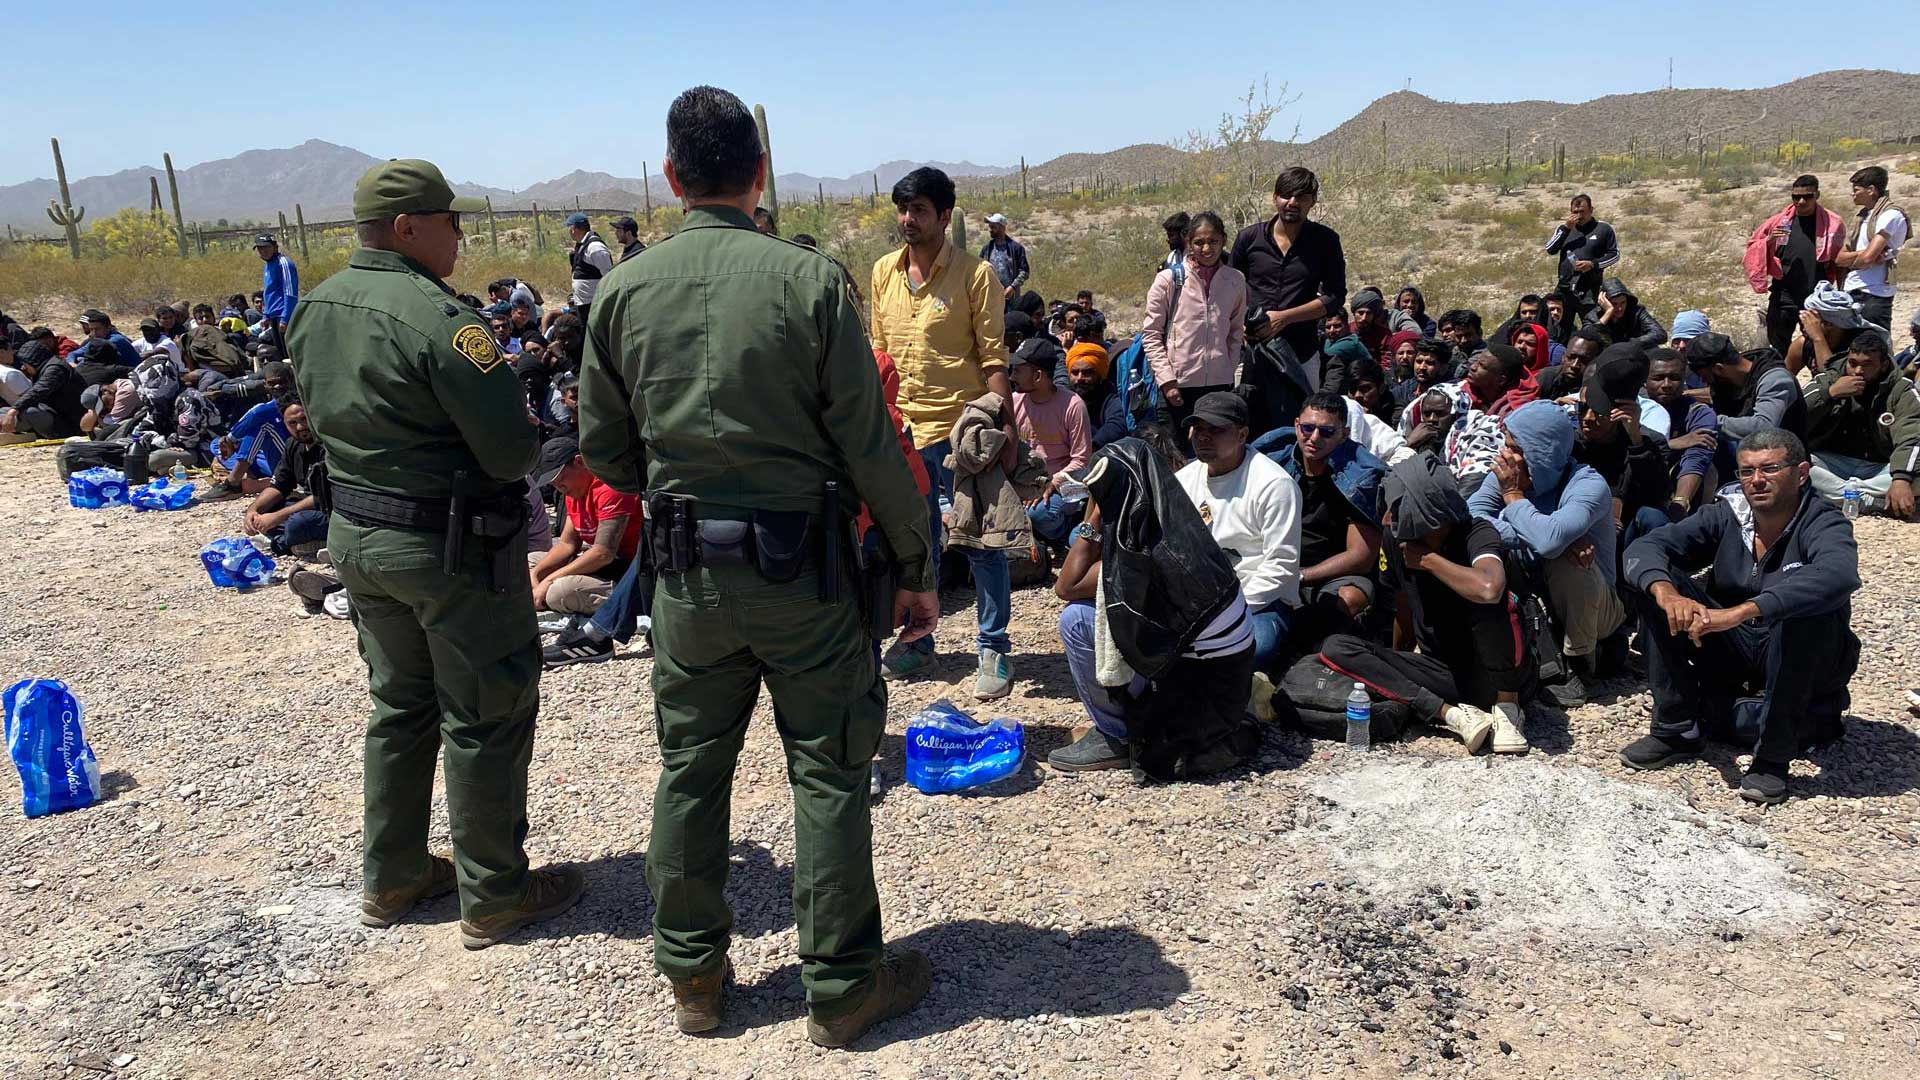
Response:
[1405,77,1412,92]
[1667,57,1673,91]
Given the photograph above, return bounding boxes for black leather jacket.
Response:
[1089,438,1242,679]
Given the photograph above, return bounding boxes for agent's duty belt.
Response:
[328,476,527,593]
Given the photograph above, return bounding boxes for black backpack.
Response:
[55,440,129,481]
[1271,654,1412,742]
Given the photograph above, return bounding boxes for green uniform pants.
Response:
[329,515,542,922]
[648,560,886,1014]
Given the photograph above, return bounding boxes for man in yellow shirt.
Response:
[869,167,1017,699]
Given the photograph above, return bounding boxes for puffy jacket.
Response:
[15,358,87,432]
[1624,485,1858,625]
[1089,437,1244,680]
[1251,426,1386,531]
[1804,365,1920,479]
[1141,263,1247,389]
[1587,302,1666,351]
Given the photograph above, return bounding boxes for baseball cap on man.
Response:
[253,233,277,247]
[564,212,590,228]
[1582,344,1649,410]
[531,437,582,489]
[353,159,487,222]
[1184,390,1248,431]
[78,308,111,327]
[611,215,638,232]
[985,212,1007,225]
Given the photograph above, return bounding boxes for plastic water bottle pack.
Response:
[200,537,276,589]
[129,477,195,512]
[3,679,103,818]
[903,698,1025,794]
[67,467,130,510]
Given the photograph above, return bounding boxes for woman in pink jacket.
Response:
[1142,211,1247,442]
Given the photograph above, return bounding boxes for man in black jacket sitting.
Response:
[1,341,87,438]
[1618,428,1860,804]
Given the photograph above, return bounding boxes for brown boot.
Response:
[359,854,457,928]
[806,950,932,1049]
[458,865,585,950]
[669,962,731,1034]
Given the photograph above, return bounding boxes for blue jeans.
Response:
[1249,602,1294,674]
[916,439,1012,655]
[1059,601,1141,740]
[586,555,655,644]
[268,508,328,554]
[1025,493,1084,545]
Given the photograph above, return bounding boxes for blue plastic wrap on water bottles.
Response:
[199,537,275,589]
[3,679,103,818]
[129,476,196,511]
[66,467,130,509]
[903,698,1025,793]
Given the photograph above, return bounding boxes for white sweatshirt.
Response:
[1176,451,1301,610]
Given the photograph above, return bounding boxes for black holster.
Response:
[858,532,901,641]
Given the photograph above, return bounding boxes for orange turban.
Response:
[1066,341,1110,380]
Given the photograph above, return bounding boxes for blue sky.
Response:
[8,0,1902,189]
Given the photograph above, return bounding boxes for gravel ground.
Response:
[0,442,1917,1080]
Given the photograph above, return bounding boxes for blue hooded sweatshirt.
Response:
[1467,399,1617,586]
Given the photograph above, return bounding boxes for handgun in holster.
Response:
[647,492,698,574]
[858,530,901,641]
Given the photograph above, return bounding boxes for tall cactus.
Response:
[47,138,84,260]
[165,153,187,258]
[754,104,778,228]
[149,176,163,215]
[951,207,967,252]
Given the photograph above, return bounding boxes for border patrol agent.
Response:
[577,87,940,1046]
[288,159,584,949]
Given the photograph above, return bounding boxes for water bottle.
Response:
[1345,683,1372,752]
[903,699,1025,793]
[1843,479,1861,520]
[169,462,189,484]
[1056,476,1091,502]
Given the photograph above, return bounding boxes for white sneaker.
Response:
[1440,705,1495,753]
[1491,702,1530,754]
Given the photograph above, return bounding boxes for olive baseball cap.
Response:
[353,159,486,222]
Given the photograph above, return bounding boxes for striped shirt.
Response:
[1184,592,1253,659]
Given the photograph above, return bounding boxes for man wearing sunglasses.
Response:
[1619,428,1860,805]
[1746,175,1846,356]
[1253,391,1385,644]
[289,159,585,950]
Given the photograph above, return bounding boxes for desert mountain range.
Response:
[4,70,1917,232]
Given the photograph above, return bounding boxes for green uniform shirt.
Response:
[577,204,934,591]
[286,248,539,497]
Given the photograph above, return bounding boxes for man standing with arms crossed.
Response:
[578,86,939,1046]
[871,166,1020,699]
[288,160,583,949]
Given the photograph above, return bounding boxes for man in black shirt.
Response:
[612,216,646,263]
[1320,453,1532,753]
[243,400,327,557]
[1544,194,1619,307]
[1761,176,1835,356]
[1535,326,1608,403]
[1231,167,1347,433]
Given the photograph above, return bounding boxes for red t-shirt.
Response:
[565,480,641,561]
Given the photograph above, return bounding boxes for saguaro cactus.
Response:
[754,104,778,228]
[165,153,187,257]
[149,176,163,215]
[47,138,84,260]
[951,207,967,251]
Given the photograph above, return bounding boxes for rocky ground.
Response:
[0,442,1917,1080]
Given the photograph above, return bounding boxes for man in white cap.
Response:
[979,212,1029,306]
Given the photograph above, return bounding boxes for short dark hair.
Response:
[1850,166,1889,198]
[1570,325,1612,350]
[1274,167,1320,199]
[1791,174,1820,190]
[1487,346,1527,387]
[1437,308,1482,334]
[1571,193,1593,208]
[1412,338,1452,364]
[664,85,763,199]
[1185,211,1225,241]
[1162,211,1191,233]
[891,166,956,215]
[192,302,213,317]
[261,360,294,383]
[1516,293,1543,311]
[1071,314,1099,342]
[1849,329,1892,362]
[1076,289,1094,302]
[1300,391,1348,422]
[792,233,818,249]
[1739,428,1807,468]
[1134,422,1187,472]
[1348,355,1386,387]
[1324,308,1350,323]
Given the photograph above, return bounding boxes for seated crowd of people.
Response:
[0,161,1906,808]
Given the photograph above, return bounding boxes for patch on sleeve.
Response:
[452,323,503,373]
